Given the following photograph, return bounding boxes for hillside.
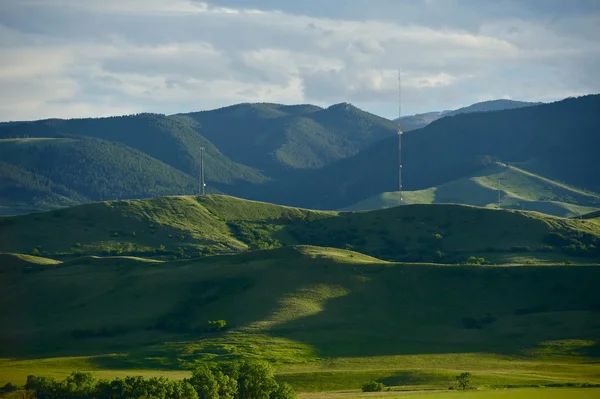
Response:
[0,103,398,214]
[0,137,198,215]
[1,245,599,391]
[344,162,600,217]
[1,195,598,264]
[396,99,541,130]
[174,102,396,172]
[289,94,600,210]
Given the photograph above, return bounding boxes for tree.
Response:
[237,360,279,399]
[456,372,471,390]
[213,371,238,399]
[270,382,297,399]
[170,380,199,399]
[362,380,384,392]
[64,371,96,396]
[189,366,220,399]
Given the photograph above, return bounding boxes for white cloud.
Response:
[0,0,598,121]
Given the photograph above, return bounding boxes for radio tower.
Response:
[200,147,206,196]
[397,69,403,204]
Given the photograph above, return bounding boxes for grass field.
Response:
[345,162,600,218]
[1,245,599,392]
[1,194,598,264]
[298,388,600,398]
[1,196,599,396]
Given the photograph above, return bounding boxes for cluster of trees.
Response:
[16,360,296,399]
[544,232,600,257]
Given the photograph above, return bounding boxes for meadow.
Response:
[1,196,599,397]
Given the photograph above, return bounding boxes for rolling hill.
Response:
[288,94,600,210]
[1,245,599,391]
[344,162,600,217]
[0,137,198,215]
[1,195,599,264]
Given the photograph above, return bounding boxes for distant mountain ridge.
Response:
[0,103,397,214]
[396,99,543,131]
[0,95,598,215]
[275,94,600,210]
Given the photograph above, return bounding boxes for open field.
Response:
[1,196,598,396]
[1,244,599,392]
[298,388,600,399]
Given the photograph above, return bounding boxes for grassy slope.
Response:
[1,246,599,391]
[302,388,600,399]
[0,195,599,264]
[0,137,199,214]
[344,163,600,218]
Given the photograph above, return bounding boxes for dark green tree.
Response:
[456,372,472,390]
[361,380,384,392]
[270,382,297,399]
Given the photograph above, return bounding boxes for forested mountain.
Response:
[0,103,397,214]
[0,137,198,214]
[396,99,542,131]
[174,102,397,172]
[273,95,600,209]
[0,95,598,215]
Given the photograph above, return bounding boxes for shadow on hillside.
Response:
[267,264,600,359]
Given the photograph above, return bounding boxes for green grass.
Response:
[344,162,600,218]
[1,246,599,391]
[299,388,600,398]
[1,194,598,264]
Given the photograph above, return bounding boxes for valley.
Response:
[1,195,599,397]
[0,96,599,398]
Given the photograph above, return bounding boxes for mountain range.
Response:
[0,95,598,216]
[396,99,543,131]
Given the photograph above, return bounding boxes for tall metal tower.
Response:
[200,147,206,196]
[397,69,403,204]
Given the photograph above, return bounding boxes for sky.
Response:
[0,0,599,121]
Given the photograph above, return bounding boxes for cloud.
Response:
[0,0,598,121]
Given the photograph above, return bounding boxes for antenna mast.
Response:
[397,69,403,204]
[200,147,206,196]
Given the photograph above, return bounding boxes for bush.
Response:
[207,319,227,332]
[456,372,471,390]
[1,382,17,392]
[362,380,384,392]
[467,256,485,265]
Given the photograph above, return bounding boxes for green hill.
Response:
[175,102,396,172]
[345,162,600,217]
[1,245,599,391]
[288,94,600,210]
[1,195,598,264]
[1,96,598,216]
[583,210,600,219]
[0,137,199,215]
[0,103,397,215]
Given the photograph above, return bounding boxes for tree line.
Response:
[7,360,296,399]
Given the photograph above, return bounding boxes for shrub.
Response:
[207,319,227,332]
[362,380,384,392]
[456,372,471,390]
[467,256,485,265]
[2,382,17,392]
